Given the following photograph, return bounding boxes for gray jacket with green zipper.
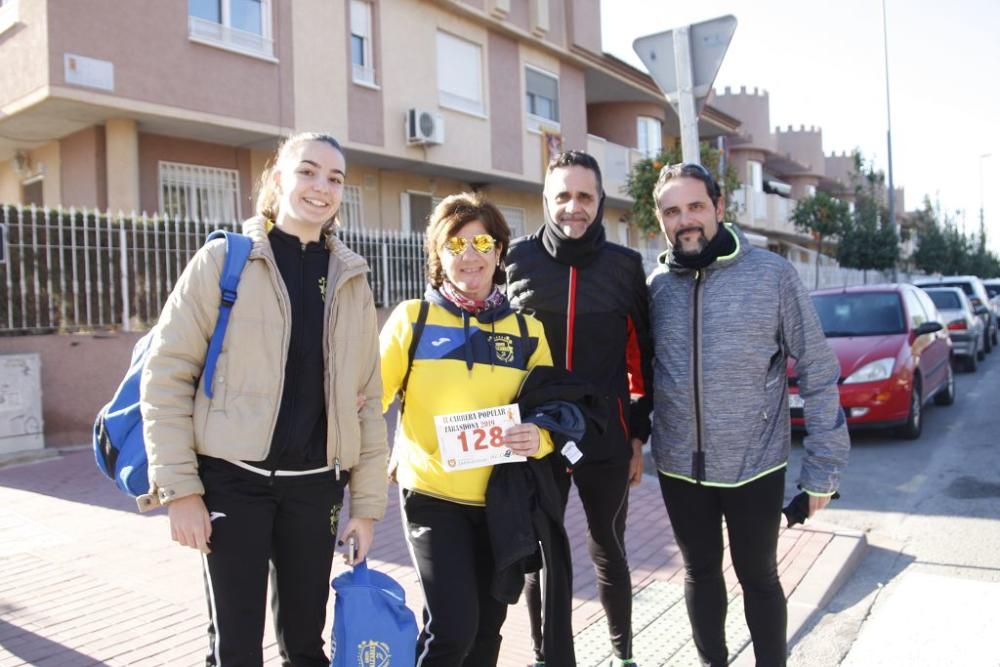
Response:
[647,224,849,494]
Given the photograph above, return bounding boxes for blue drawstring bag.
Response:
[330,560,417,666]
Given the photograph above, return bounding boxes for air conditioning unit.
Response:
[406,108,445,146]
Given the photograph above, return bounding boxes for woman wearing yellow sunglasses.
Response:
[379,192,556,665]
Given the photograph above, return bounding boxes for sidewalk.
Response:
[0,450,865,666]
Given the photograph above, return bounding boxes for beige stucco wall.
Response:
[488,30,523,174]
[0,0,49,110]
[105,118,139,212]
[775,126,825,177]
[711,87,775,152]
[292,0,350,139]
[0,161,21,203]
[0,332,145,448]
[59,126,107,210]
[587,102,667,148]
[29,142,61,208]
[567,0,602,54]
[46,1,294,129]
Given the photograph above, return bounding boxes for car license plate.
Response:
[788,393,804,409]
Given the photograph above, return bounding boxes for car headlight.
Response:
[843,358,895,384]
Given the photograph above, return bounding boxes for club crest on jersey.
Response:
[492,334,515,363]
[357,640,390,666]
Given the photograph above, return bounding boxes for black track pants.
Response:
[525,458,633,661]
[199,458,345,667]
[402,490,509,667]
[658,468,787,667]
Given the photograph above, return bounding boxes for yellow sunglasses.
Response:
[443,234,497,256]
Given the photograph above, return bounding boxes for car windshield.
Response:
[933,281,974,297]
[927,290,963,310]
[985,284,1000,298]
[812,292,906,337]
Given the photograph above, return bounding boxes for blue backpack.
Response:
[330,560,418,667]
[92,230,253,497]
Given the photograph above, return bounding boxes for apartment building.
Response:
[710,85,909,264]
[0,0,738,249]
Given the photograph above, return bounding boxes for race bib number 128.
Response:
[434,403,525,471]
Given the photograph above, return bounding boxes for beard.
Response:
[673,231,708,257]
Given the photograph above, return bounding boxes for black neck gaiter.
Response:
[540,194,608,268]
[670,224,737,271]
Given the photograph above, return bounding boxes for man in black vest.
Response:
[506,151,653,666]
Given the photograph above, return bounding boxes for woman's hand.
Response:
[339,517,375,565]
[503,423,541,457]
[167,494,212,554]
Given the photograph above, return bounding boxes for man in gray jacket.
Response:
[647,163,849,667]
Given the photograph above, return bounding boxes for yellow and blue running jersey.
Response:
[380,298,554,505]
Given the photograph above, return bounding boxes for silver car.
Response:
[923,286,984,372]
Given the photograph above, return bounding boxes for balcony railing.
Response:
[732,187,798,236]
[586,135,643,200]
[0,0,19,36]
[188,15,274,60]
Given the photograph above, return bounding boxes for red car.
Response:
[788,284,954,439]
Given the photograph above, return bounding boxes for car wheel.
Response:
[985,330,993,354]
[965,351,979,373]
[977,339,986,361]
[897,379,922,440]
[934,363,955,406]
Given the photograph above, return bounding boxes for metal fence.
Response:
[0,205,427,335]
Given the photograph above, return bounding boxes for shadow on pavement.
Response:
[0,616,110,667]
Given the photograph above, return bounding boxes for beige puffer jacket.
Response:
[138,217,388,519]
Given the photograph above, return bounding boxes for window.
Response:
[339,185,363,230]
[497,205,525,239]
[437,32,484,115]
[525,66,559,129]
[401,192,434,233]
[21,176,42,207]
[903,289,928,329]
[188,0,274,59]
[748,160,763,192]
[636,116,662,158]
[159,162,241,222]
[350,0,375,86]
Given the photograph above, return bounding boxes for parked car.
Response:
[982,278,1000,345]
[913,276,996,353]
[788,284,954,440]
[922,286,984,372]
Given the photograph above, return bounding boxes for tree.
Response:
[625,143,740,235]
[912,198,948,275]
[837,153,898,278]
[790,191,850,288]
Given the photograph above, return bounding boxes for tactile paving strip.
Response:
[573,580,752,666]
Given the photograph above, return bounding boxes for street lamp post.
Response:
[882,0,898,281]
[980,153,992,242]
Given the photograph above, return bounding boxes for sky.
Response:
[600,0,1000,252]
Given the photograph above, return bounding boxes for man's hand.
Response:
[504,423,541,457]
[167,494,212,554]
[628,438,645,486]
[808,494,831,517]
[340,517,375,565]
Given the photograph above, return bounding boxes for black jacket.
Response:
[518,366,609,467]
[256,225,330,470]
[506,212,653,464]
[486,457,575,667]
